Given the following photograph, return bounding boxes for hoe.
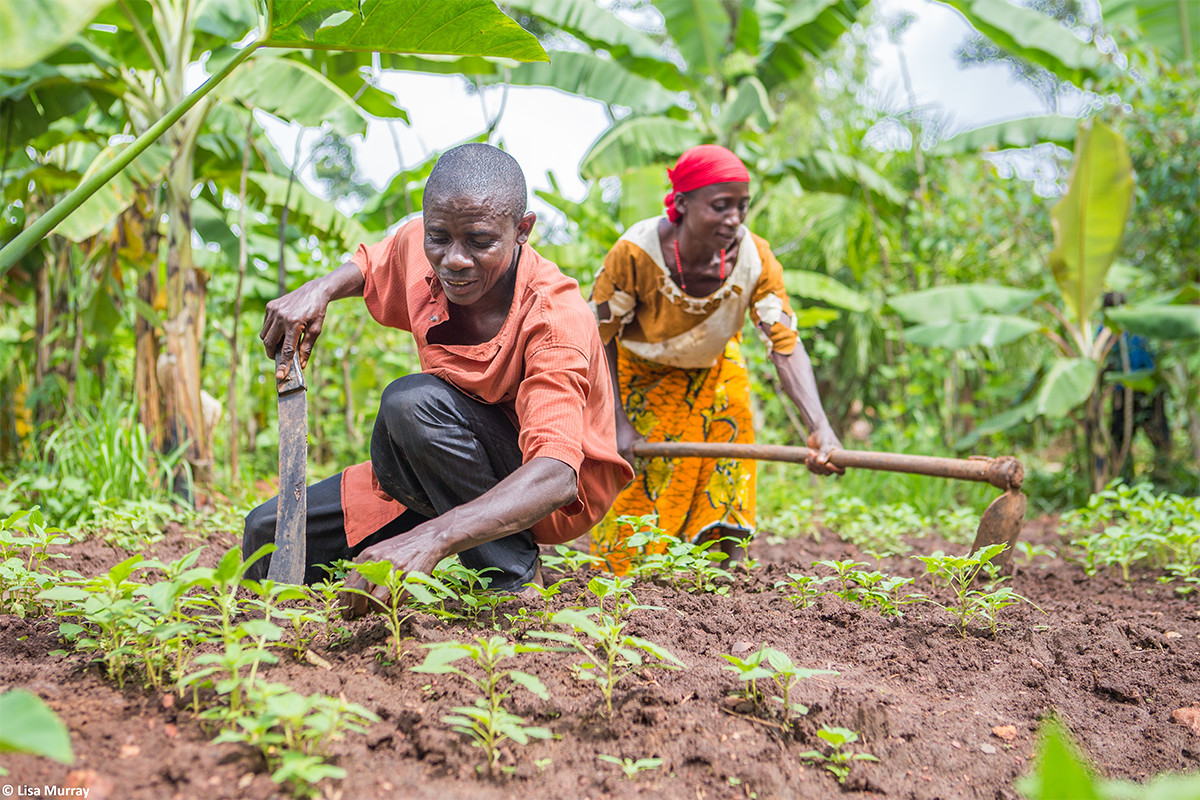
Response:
[631,442,1027,563]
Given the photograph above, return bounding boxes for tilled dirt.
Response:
[2,518,1198,800]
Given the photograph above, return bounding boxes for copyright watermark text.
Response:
[2,786,91,797]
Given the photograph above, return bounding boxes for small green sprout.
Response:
[798,726,879,783]
[598,754,663,780]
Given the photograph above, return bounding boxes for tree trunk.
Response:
[227,121,254,484]
[1084,387,1112,494]
[161,151,211,492]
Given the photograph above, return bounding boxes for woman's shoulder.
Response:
[615,217,668,256]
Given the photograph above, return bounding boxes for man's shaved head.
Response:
[425,143,528,224]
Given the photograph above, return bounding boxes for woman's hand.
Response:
[806,427,845,476]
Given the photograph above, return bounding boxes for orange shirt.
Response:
[339,219,632,547]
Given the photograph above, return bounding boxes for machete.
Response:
[269,351,307,584]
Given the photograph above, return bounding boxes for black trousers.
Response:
[243,373,539,591]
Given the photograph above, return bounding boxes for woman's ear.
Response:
[673,191,687,221]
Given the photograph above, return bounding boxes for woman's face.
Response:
[676,182,750,250]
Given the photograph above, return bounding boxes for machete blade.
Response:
[269,352,307,584]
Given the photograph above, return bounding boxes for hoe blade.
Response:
[970,488,1026,566]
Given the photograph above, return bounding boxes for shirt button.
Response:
[431,315,438,322]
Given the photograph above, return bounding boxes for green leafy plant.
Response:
[533,608,684,718]
[1015,716,1200,800]
[798,726,879,784]
[411,636,552,775]
[539,543,605,573]
[0,689,74,775]
[1063,481,1200,589]
[912,543,1037,636]
[774,572,831,609]
[341,562,434,662]
[0,507,71,617]
[213,681,377,798]
[598,754,663,780]
[721,646,836,730]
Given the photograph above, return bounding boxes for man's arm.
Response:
[767,330,844,476]
[342,456,577,616]
[260,261,365,380]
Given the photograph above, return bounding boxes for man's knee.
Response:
[377,373,461,445]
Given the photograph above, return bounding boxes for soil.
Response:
[2,518,1198,800]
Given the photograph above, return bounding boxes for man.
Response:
[244,144,633,615]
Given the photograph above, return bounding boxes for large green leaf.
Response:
[778,151,907,209]
[247,171,373,253]
[0,689,74,765]
[956,399,1036,449]
[933,115,1079,154]
[219,55,376,137]
[1106,304,1200,340]
[53,142,171,242]
[940,0,1103,84]
[717,75,776,130]
[506,0,666,62]
[903,315,1041,349]
[504,51,681,114]
[581,116,704,179]
[1034,357,1098,417]
[1048,121,1135,330]
[0,0,115,70]
[888,284,1042,324]
[757,0,870,88]
[265,0,548,61]
[1100,0,1198,63]
[782,270,871,311]
[658,0,731,78]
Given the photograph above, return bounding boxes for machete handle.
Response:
[275,350,306,395]
[630,442,1023,491]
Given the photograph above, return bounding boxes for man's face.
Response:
[422,193,535,306]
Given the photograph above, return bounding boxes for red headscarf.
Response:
[663,144,750,224]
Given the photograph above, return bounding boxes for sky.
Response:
[252,0,1094,224]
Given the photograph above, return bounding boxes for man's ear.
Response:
[515,211,537,245]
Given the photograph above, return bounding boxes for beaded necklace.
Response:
[673,238,725,293]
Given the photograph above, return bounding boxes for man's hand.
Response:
[806,427,845,476]
[615,417,645,471]
[340,526,447,619]
[260,281,332,380]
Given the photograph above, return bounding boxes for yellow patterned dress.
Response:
[589,217,800,574]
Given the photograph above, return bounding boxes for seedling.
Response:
[721,646,836,728]
[598,754,663,780]
[342,562,444,662]
[412,636,552,775]
[813,559,870,602]
[720,648,774,706]
[525,577,570,626]
[774,573,831,609]
[533,608,684,717]
[540,544,605,573]
[762,648,837,730]
[798,726,879,783]
[0,507,70,617]
[912,543,1036,636]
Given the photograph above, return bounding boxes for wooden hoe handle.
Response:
[630,442,1024,491]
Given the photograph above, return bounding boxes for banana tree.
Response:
[1,0,548,486]
[887,121,1179,491]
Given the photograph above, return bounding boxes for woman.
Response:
[589,145,843,574]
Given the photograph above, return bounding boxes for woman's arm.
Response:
[768,334,844,475]
[604,336,644,469]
